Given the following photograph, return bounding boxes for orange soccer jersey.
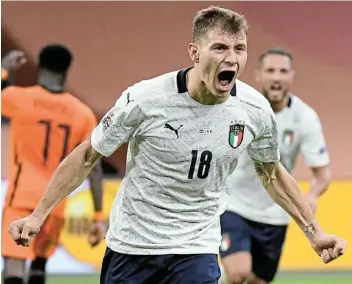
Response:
[1,85,97,216]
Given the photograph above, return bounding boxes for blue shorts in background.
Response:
[220,211,287,282]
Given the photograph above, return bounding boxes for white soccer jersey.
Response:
[91,68,279,255]
[226,95,330,225]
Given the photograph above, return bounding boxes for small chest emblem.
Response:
[229,124,245,149]
[282,129,294,146]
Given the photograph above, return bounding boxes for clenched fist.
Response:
[310,232,347,264]
[88,220,107,247]
[8,215,43,247]
[2,50,27,72]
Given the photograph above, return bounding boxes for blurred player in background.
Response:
[8,7,345,284]
[219,47,331,284]
[1,50,27,90]
[1,45,105,284]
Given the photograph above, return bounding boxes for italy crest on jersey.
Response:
[229,124,245,149]
[282,129,294,146]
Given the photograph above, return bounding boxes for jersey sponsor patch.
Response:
[102,109,115,131]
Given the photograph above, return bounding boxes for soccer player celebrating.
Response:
[2,45,105,284]
[8,7,346,284]
[219,47,332,284]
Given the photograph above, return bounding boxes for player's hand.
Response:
[310,232,347,264]
[88,220,106,247]
[2,50,27,72]
[8,215,42,247]
[305,193,318,213]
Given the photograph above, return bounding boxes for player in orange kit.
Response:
[1,46,105,284]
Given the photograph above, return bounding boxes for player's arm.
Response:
[89,159,104,214]
[1,50,27,90]
[247,107,346,264]
[31,90,141,224]
[31,139,102,221]
[300,112,331,211]
[247,108,322,241]
[84,110,104,219]
[1,51,28,117]
[308,167,330,197]
[252,160,322,237]
[87,156,105,247]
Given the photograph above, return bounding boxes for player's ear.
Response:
[188,43,199,64]
[289,69,295,83]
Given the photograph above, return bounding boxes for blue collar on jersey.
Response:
[176,68,237,97]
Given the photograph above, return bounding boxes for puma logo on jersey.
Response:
[126,93,134,106]
[164,123,183,138]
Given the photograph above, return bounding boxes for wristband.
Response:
[93,211,105,222]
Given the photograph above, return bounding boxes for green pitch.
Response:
[47,275,352,284]
[274,278,352,284]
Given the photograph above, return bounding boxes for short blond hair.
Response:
[192,6,248,42]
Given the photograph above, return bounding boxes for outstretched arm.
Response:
[246,101,345,264]
[32,138,102,222]
[252,160,346,263]
[252,160,321,238]
[8,89,142,246]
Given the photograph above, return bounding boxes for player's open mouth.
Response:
[270,83,282,91]
[217,71,236,91]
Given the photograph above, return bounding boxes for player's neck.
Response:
[271,95,290,113]
[38,70,65,93]
[186,69,229,105]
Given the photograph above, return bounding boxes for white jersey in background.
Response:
[91,68,280,255]
[226,95,329,225]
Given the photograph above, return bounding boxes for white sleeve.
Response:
[247,107,280,163]
[300,112,329,167]
[91,90,142,157]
